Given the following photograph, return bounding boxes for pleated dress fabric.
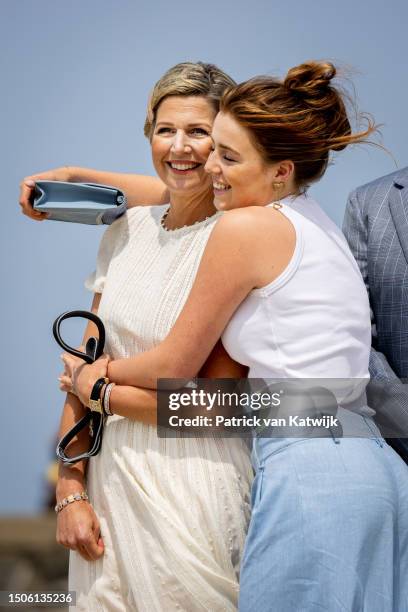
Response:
[68,205,253,611]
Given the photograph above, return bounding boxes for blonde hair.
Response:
[144,61,236,139]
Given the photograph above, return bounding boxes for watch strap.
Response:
[89,377,109,413]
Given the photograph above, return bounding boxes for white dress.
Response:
[69,205,253,612]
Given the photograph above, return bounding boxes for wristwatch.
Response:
[89,377,109,413]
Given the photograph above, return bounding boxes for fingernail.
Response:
[25,179,35,187]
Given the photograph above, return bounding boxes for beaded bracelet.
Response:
[55,491,89,514]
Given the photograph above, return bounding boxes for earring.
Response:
[272,181,285,210]
[272,180,285,189]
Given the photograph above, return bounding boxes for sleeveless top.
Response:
[222,193,372,386]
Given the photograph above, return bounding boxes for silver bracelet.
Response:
[103,382,116,416]
[55,491,88,514]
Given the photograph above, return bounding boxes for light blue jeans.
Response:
[239,418,408,611]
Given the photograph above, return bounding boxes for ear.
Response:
[273,160,295,182]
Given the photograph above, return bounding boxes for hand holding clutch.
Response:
[34,181,127,225]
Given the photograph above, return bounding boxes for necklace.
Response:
[160,207,172,230]
[160,206,219,232]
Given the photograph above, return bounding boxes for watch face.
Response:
[89,399,103,413]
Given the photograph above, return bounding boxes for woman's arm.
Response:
[19,166,169,221]
[57,293,102,488]
[56,292,106,562]
[68,167,169,206]
[110,340,248,422]
[56,292,102,493]
[62,339,248,424]
[106,206,294,388]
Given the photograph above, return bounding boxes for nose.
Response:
[204,150,220,174]
[171,130,192,154]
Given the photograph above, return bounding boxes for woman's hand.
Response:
[59,353,110,406]
[19,166,72,221]
[56,500,105,561]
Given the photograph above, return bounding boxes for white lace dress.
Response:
[68,205,253,612]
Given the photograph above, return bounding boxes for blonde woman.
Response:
[21,63,253,611]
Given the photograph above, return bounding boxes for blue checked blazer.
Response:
[343,167,408,452]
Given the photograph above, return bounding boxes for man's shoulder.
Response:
[353,166,408,197]
[348,167,408,213]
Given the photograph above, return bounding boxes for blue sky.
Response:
[1,0,407,512]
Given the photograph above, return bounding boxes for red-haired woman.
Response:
[60,61,408,610]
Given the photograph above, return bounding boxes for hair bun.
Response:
[284,61,336,98]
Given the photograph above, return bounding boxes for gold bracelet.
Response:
[55,491,89,514]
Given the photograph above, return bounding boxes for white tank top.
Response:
[221,193,371,382]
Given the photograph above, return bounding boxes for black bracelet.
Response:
[89,377,109,414]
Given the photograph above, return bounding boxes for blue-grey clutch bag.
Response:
[33,181,127,225]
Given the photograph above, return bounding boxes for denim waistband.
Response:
[251,411,384,470]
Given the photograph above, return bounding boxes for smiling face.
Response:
[205,112,283,210]
[151,95,216,196]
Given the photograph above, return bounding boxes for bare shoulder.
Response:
[207,205,296,288]
[211,205,294,249]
